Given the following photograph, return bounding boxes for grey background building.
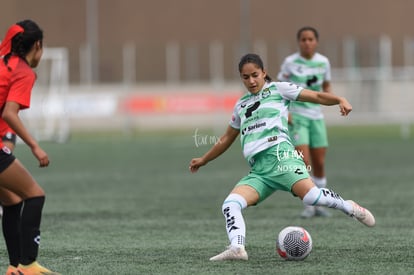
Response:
[2,0,414,84]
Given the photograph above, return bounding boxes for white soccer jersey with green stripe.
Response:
[229,81,303,162]
[277,52,331,119]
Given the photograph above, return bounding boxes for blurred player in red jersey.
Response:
[0,20,60,275]
[0,127,16,214]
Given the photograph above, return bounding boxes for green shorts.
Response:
[236,142,310,203]
[288,113,328,148]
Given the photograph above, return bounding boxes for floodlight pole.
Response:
[86,0,99,83]
[240,0,251,56]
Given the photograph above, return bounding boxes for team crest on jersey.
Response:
[262,88,271,98]
[2,146,11,155]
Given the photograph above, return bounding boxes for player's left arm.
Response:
[297,89,352,116]
[322,58,333,94]
[2,101,50,167]
[322,81,332,94]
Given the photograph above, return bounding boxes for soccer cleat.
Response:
[300,205,316,218]
[5,265,22,275]
[17,261,60,275]
[347,200,375,227]
[209,246,248,261]
[315,206,332,217]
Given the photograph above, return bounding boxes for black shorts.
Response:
[0,146,16,173]
[2,132,17,145]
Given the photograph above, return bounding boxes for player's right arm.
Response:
[189,125,239,173]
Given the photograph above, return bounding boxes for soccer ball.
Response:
[276,226,312,261]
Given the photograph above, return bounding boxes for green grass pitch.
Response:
[1,125,413,274]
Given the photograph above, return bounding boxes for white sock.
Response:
[221,193,247,248]
[312,176,327,188]
[302,186,353,214]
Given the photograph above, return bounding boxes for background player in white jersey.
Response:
[278,26,332,218]
[189,53,375,261]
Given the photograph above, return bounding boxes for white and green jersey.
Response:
[277,52,331,119]
[229,81,303,162]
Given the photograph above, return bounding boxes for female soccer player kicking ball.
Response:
[189,53,375,261]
